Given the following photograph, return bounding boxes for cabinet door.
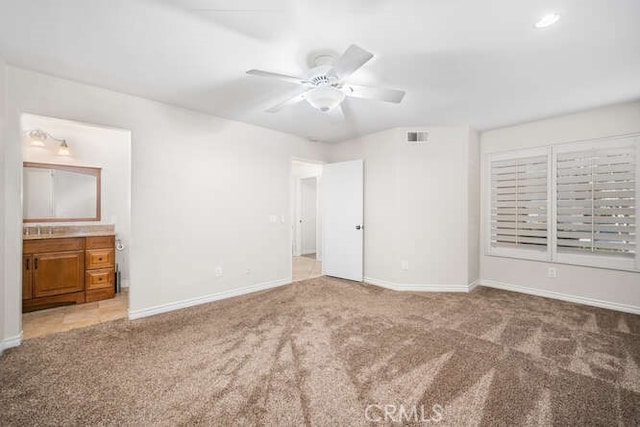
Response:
[33,251,85,298]
[22,255,33,300]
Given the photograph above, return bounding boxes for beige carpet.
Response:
[1,277,639,426]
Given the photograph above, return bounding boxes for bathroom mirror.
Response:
[23,162,101,222]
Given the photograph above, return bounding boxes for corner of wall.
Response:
[0,55,7,352]
[467,127,480,283]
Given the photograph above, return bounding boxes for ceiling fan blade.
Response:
[344,84,405,103]
[247,69,310,86]
[265,89,311,113]
[330,44,374,80]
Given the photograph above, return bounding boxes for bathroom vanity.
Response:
[23,229,116,312]
[22,161,116,312]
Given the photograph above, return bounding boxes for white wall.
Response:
[329,126,478,289]
[468,129,480,283]
[0,56,7,351]
[2,67,326,341]
[480,101,640,312]
[21,114,132,285]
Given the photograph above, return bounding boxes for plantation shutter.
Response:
[556,147,636,257]
[491,155,548,250]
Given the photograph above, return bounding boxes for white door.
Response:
[322,160,364,281]
[301,178,317,255]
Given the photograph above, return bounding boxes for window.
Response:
[486,135,639,271]
[490,153,548,256]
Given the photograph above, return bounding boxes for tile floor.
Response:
[22,289,128,339]
[292,254,323,282]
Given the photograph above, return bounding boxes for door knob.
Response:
[355,225,363,230]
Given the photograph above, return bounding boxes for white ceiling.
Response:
[1,0,639,142]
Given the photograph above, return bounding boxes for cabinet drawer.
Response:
[85,268,114,290]
[86,249,115,269]
[86,287,115,303]
[86,235,115,249]
[24,238,84,254]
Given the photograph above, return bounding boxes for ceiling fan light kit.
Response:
[247,44,405,116]
[305,85,345,112]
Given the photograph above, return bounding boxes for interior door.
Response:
[322,159,364,281]
[301,177,317,255]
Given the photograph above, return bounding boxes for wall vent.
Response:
[406,131,429,144]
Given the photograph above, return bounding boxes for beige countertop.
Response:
[23,231,115,241]
[23,224,115,241]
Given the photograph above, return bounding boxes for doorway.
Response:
[291,160,323,282]
[20,113,132,339]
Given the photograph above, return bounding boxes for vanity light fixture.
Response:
[25,128,72,156]
[58,140,71,156]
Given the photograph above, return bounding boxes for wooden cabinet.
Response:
[23,235,115,311]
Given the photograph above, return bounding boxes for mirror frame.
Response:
[23,162,102,223]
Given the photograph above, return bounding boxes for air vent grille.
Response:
[406,131,428,144]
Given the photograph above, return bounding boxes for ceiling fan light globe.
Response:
[305,85,345,113]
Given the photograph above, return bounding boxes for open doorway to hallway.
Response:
[291,160,323,282]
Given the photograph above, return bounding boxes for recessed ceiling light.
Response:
[535,13,560,29]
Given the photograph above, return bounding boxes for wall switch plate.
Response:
[269,215,277,223]
[215,266,223,277]
[548,267,557,278]
[401,260,409,271]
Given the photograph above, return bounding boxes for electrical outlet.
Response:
[547,267,557,279]
[401,260,409,271]
[245,268,251,275]
[269,215,277,223]
[215,266,223,277]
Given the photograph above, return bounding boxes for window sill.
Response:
[486,251,639,273]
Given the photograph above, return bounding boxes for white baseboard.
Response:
[364,277,476,293]
[128,277,291,320]
[1,333,22,351]
[480,280,640,315]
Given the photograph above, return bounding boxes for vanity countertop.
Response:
[23,231,115,241]
[23,224,115,241]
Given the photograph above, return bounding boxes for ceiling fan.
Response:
[246,45,405,117]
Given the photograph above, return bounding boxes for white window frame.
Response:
[485,134,640,272]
